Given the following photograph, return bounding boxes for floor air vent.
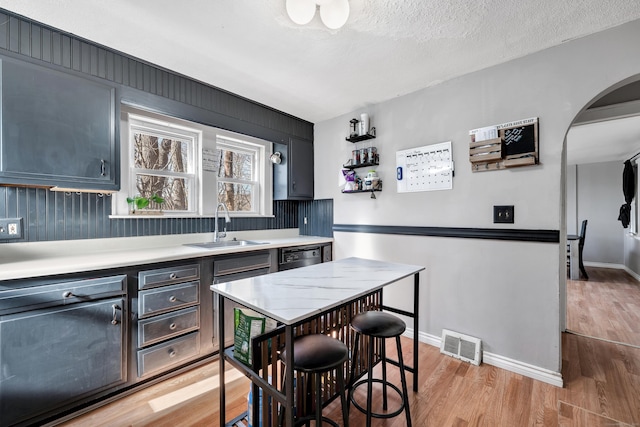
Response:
[440,329,482,365]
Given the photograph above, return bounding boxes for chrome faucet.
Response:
[214,203,231,242]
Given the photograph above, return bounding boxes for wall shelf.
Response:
[346,127,376,143]
[342,188,382,194]
[342,160,379,170]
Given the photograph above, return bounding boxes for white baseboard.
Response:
[584,261,640,281]
[403,328,564,387]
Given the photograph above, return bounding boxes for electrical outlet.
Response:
[493,206,514,224]
[0,218,23,240]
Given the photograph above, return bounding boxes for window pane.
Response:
[218,181,253,212]
[136,174,190,211]
[216,148,253,180]
[134,132,190,173]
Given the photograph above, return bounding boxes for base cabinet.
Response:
[0,297,126,427]
[0,244,329,425]
[134,263,202,379]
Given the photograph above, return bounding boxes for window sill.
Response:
[109,214,275,219]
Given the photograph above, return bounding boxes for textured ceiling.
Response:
[1,0,640,125]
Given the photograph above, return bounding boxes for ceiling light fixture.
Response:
[285,0,350,30]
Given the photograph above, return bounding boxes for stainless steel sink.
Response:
[185,240,267,249]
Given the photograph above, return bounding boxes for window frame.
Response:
[216,136,262,216]
[128,116,199,215]
[112,106,273,218]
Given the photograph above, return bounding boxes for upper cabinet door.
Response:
[273,137,314,201]
[288,137,314,200]
[0,56,118,191]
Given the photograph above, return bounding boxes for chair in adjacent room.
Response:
[279,334,349,427]
[577,219,589,279]
[567,219,589,280]
[348,311,412,427]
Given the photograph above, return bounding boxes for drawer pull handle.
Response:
[62,291,75,298]
[168,349,177,358]
[169,323,177,330]
[111,304,121,325]
[169,295,177,303]
[169,273,177,280]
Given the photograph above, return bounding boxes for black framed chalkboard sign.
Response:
[468,117,538,172]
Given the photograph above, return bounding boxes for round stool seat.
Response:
[351,311,406,338]
[281,334,349,372]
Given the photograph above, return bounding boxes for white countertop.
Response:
[0,229,333,281]
[210,257,424,325]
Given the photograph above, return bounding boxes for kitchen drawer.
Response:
[212,267,270,284]
[138,306,200,348]
[138,264,200,290]
[213,251,272,276]
[137,332,200,378]
[0,275,126,314]
[138,281,199,318]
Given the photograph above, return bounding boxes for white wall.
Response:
[566,164,578,234]
[575,161,626,264]
[314,19,640,379]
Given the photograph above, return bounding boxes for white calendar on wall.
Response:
[396,141,454,193]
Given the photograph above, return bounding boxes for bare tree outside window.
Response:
[217,143,255,212]
[133,132,191,211]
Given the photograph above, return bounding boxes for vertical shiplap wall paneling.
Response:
[0,10,314,243]
[299,199,333,237]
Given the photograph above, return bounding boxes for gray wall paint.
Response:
[567,161,626,265]
[314,20,640,374]
[566,164,578,235]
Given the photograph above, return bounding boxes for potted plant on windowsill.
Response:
[127,194,165,215]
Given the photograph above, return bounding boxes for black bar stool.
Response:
[280,334,350,427]
[348,311,411,427]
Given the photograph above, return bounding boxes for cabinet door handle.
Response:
[111,304,121,325]
[169,295,177,303]
[100,159,106,176]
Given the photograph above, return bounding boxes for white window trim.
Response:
[216,134,271,217]
[112,105,273,218]
[128,116,200,215]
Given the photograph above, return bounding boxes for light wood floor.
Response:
[567,266,640,347]
[59,267,640,426]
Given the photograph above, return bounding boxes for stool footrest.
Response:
[349,378,406,419]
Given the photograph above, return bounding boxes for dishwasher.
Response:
[278,245,323,271]
[212,250,275,348]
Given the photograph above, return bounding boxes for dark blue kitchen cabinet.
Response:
[0,56,118,191]
[0,298,126,427]
[0,275,127,427]
[274,137,314,200]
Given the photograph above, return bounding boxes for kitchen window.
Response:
[113,106,273,218]
[216,135,265,215]
[130,118,198,214]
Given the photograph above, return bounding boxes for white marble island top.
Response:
[210,257,424,325]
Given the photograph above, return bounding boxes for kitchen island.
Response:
[211,257,424,427]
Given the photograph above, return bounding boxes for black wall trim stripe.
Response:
[333,224,559,243]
